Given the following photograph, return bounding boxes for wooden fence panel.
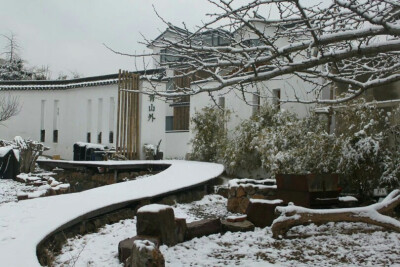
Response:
[117,70,140,159]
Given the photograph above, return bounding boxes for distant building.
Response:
[0,23,325,160]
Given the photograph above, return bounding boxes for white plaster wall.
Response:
[0,84,118,159]
[164,131,190,159]
[139,80,167,159]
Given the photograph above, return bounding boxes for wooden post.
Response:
[127,74,133,159]
[135,75,140,159]
[116,70,141,159]
[129,74,135,159]
[116,70,121,153]
[121,71,127,157]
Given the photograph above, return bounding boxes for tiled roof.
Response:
[0,69,165,91]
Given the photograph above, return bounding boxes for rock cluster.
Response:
[119,204,256,266]
[15,172,70,200]
[227,178,277,213]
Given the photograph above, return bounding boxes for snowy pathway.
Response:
[0,160,224,266]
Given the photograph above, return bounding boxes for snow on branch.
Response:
[130,0,400,104]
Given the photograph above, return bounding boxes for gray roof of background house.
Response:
[0,68,165,91]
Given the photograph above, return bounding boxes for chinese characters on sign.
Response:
[148,95,156,122]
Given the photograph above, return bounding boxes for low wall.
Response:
[37,176,218,266]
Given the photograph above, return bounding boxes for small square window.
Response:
[53,130,58,143]
[109,131,114,143]
[87,132,91,143]
[97,132,102,144]
[40,129,45,142]
[166,116,173,131]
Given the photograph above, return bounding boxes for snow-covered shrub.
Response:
[190,107,229,162]
[223,105,299,174]
[0,59,32,81]
[336,100,400,198]
[0,136,48,173]
[255,110,341,175]
[191,100,400,198]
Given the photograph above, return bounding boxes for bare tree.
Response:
[0,94,20,123]
[118,0,400,104]
[1,33,20,62]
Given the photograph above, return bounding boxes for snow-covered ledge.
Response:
[0,160,224,266]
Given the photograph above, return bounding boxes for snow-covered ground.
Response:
[0,179,35,204]
[0,160,224,266]
[54,194,400,267]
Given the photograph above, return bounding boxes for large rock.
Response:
[118,235,160,263]
[136,204,177,246]
[175,218,187,243]
[130,240,165,267]
[246,199,284,227]
[185,218,222,240]
[221,220,255,232]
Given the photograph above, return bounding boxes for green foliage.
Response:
[190,101,400,198]
[190,107,230,162]
[336,100,400,199]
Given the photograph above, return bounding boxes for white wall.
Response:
[139,80,167,159]
[0,84,118,159]
[165,131,190,159]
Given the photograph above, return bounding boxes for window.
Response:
[109,131,114,143]
[173,106,190,131]
[167,72,191,131]
[165,116,173,131]
[243,39,263,47]
[109,97,115,144]
[40,100,45,142]
[53,100,59,143]
[86,99,92,137]
[40,130,45,142]
[53,130,58,143]
[87,132,91,143]
[160,48,183,63]
[98,98,103,144]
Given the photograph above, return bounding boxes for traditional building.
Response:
[0,23,321,160]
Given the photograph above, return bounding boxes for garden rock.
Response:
[246,199,284,227]
[118,235,160,263]
[130,240,165,267]
[185,218,222,240]
[175,218,187,243]
[136,204,177,246]
[221,219,255,232]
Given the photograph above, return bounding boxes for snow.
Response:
[228,178,277,189]
[137,204,171,213]
[13,136,27,149]
[0,146,13,157]
[0,179,35,204]
[75,142,106,150]
[134,240,155,251]
[53,194,400,267]
[227,214,247,220]
[250,199,283,204]
[339,196,358,202]
[0,160,224,266]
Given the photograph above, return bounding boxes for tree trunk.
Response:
[271,190,400,238]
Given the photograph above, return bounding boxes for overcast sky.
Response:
[0,0,219,78]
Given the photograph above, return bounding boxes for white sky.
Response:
[0,0,219,78]
[0,0,324,79]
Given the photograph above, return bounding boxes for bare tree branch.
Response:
[110,0,400,104]
[0,94,20,122]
